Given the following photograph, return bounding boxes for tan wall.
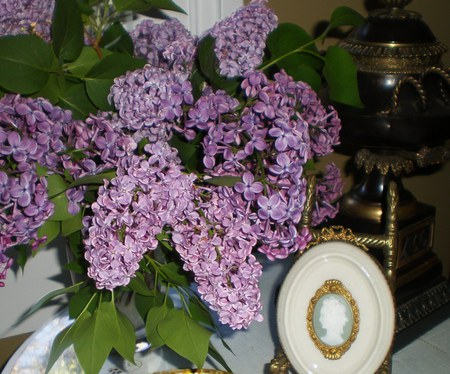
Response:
[265,0,450,63]
[263,0,450,276]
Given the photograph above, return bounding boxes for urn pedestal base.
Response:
[333,193,450,350]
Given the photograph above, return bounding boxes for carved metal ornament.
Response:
[306,280,360,360]
[305,226,369,252]
[355,149,415,176]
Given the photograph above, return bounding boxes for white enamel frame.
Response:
[277,241,395,374]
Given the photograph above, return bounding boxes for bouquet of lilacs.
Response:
[0,0,364,372]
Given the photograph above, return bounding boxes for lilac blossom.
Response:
[84,143,197,290]
[0,253,13,287]
[0,94,73,271]
[131,18,197,71]
[172,186,263,329]
[257,194,286,221]
[234,172,263,201]
[109,65,194,142]
[209,0,277,77]
[179,69,342,261]
[0,0,54,40]
[0,0,343,336]
[312,163,344,226]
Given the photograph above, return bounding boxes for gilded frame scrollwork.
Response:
[307,279,360,360]
[270,176,399,374]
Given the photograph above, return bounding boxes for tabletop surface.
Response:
[2,259,449,374]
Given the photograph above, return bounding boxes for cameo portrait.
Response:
[307,280,359,359]
[313,294,353,346]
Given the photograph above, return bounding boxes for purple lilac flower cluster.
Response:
[312,163,343,226]
[172,186,263,329]
[210,0,277,77]
[0,252,12,287]
[182,70,341,260]
[109,65,194,142]
[0,94,72,281]
[84,142,197,291]
[0,0,54,40]
[0,99,139,285]
[61,112,138,214]
[0,0,344,334]
[131,18,197,71]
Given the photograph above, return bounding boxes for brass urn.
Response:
[333,0,450,348]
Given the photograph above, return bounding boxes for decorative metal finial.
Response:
[383,0,412,9]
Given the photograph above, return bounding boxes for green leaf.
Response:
[267,23,317,59]
[168,133,203,173]
[21,282,83,321]
[159,262,190,286]
[49,192,75,221]
[0,35,55,94]
[85,78,114,110]
[197,35,240,94]
[85,53,146,109]
[113,0,154,12]
[15,245,30,271]
[99,300,136,364]
[63,260,84,276]
[145,304,170,349]
[190,68,208,101]
[135,293,165,322]
[86,52,146,79]
[327,6,365,32]
[204,176,241,187]
[67,170,116,188]
[73,306,114,374]
[156,232,174,251]
[113,0,186,13]
[57,82,97,119]
[323,46,363,108]
[36,220,61,249]
[76,0,94,15]
[66,47,102,77]
[45,314,88,374]
[128,274,155,296]
[47,173,69,198]
[276,52,323,74]
[208,343,233,373]
[188,298,214,329]
[36,164,49,177]
[283,64,322,92]
[158,308,212,369]
[68,287,97,319]
[46,325,75,373]
[61,209,84,236]
[33,71,66,104]
[304,159,316,171]
[45,173,72,223]
[52,0,84,62]
[66,230,84,261]
[100,22,134,55]
[145,0,186,13]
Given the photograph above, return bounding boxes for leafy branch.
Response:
[262,6,365,108]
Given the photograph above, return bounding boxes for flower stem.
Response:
[260,33,327,71]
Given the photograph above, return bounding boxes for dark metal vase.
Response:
[332,0,450,350]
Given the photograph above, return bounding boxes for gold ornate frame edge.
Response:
[307,279,360,360]
[270,176,399,374]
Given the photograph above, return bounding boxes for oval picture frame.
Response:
[307,279,359,359]
[277,240,395,374]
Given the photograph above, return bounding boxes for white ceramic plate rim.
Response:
[277,241,395,374]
